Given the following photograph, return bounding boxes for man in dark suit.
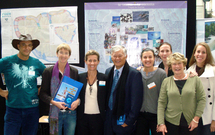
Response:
[105,45,143,135]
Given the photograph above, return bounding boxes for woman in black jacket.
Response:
[77,50,107,135]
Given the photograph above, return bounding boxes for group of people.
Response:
[155,42,215,135]
[0,34,214,135]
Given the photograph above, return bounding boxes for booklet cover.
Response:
[53,76,83,108]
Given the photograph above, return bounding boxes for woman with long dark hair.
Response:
[187,42,215,135]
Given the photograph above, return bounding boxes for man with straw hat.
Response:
[0,34,46,135]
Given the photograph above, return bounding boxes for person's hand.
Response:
[188,118,199,131]
[121,123,128,127]
[51,100,67,110]
[156,124,167,135]
[70,98,80,110]
[136,66,143,71]
[189,71,198,78]
[0,90,8,100]
[210,120,215,132]
[38,87,41,95]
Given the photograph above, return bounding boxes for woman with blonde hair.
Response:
[40,43,80,135]
[157,52,206,135]
[187,42,215,135]
[77,50,107,135]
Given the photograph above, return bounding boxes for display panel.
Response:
[85,1,187,72]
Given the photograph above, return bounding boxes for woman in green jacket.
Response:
[157,52,206,135]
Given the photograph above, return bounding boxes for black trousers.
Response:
[197,118,215,135]
[165,120,198,135]
[135,112,162,135]
[77,114,104,135]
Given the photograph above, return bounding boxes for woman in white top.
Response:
[76,50,107,135]
[187,42,215,135]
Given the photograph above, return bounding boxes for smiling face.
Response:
[111,49,127,69]
[159,44,172,62]
[141,50,155,68]
[17,41,33,59]
[194,45,207,67]
[85,55,99,71]
[56,48,70,64]
[171,60,185,75]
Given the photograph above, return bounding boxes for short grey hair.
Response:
[111,45,127,56]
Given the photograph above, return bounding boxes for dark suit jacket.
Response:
[105,66,143,134]
[77,72,107,121]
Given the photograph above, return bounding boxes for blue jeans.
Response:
[4,106,39,135]
[58,110,76,135]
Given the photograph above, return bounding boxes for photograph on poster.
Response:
[133,11,149,22]
[120,13,133,23]
[136,25,148,34]
[125,26,137,35]
[148,32,161,40]
[111,21,120,32]
[205,21,215,50]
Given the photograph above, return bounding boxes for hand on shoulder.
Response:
[136,66,143,71]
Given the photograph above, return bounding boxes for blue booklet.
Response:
[53,76,83,108]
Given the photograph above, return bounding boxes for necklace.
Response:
[87,72,97,95]
[173,74,187,80]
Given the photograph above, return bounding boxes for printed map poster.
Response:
[1,6,79,64]
[85,1,187,73]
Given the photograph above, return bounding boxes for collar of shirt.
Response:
[114,65,124,78]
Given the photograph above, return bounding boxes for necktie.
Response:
[109,69,119,110]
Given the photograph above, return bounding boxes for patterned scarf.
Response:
[49,61,70,135]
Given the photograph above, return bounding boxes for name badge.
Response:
[147,82,156,89]
[117,114,126,125]
[28,70,35,76]
[99,81,106,86]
